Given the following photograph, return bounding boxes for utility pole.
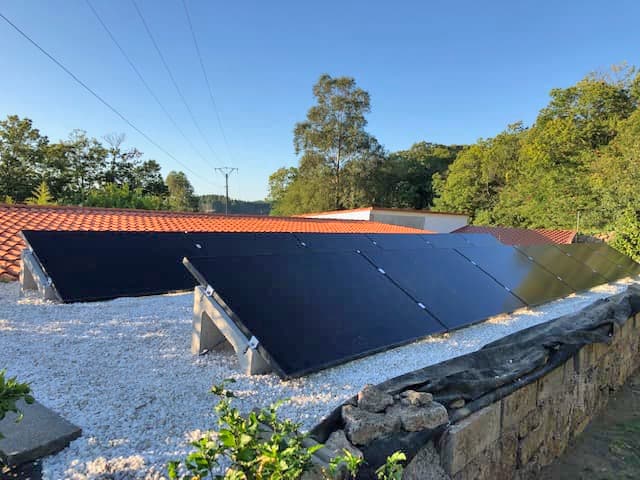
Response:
[214,167,238,214]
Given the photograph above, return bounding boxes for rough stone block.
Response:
[0,400,81,466]
[402,441,450,480]
[357,384,394,413]
[537,363,565,405]
[501,381,536,432]
[454,430,517,480]
[440,403,501,476]
[342,405,400,446]
[392,402,448,432]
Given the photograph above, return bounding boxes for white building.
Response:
[301,207,469,233]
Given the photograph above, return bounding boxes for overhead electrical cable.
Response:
[130,0,219,164]
[85,0,213,172]
[182,0,235,164]
[0,10,216,189]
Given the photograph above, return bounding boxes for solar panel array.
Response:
[22,230,640,377]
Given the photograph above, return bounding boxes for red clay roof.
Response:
[455,225,577,246]
[0,203,425,281]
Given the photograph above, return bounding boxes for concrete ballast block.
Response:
[0,400,81,466]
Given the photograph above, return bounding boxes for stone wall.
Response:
[312,294,640,480]
[430,312,640,479]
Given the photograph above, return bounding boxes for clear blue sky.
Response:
[1,1,639,200]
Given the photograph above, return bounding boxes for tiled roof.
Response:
[0,203,425,281]
[454,225,577,246]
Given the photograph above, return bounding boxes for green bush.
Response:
[0,370,34,440]
[168,380,406,480]
[611,207,640,262]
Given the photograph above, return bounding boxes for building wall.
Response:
[304,209,469,233]
[304,210,372,221]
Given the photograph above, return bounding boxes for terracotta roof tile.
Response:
[0,203,425,280]
[454,225,577,246]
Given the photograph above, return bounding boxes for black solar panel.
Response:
[455,246,574,306]
[186,232,303,257]
[22,230,199,302]
[366,234,433,250]
[424,234,470,248]
[459,233,502,247]
[294,233,373,252]
[515,245,608,292]
[184,252,445,378]
[361,248,526,329]
[588,244,640,276]
[554,244,630,282]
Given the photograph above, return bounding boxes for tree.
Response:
[293,74,375,209]
[166,171,197,211]
[0,115,48,202]
[26,181,55,205]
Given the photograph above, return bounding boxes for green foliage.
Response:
[328,449,364,479]
[199,194,270,215]
[25,181,55,205]
[0,370,35,440]
[0,116,199,210]
[374,451,406,480]
[168,379,323,480]
[85,184,164,210]
[166,171,198,212]
[434,64,640,230]
[610,208,640,262]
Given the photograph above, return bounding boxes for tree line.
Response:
[0,115,198,210]
[269,67,640,257]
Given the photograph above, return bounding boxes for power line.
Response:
[182,0,235,164]
[0,10,216,190]
[85,0,212,172]
[130,0,220,164]
[214,167,238,214]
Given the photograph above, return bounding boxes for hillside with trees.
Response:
[269,66,640,257]
[0,116,206,212]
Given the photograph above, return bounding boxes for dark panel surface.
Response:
[459,233,502,247]
[554,244,630,282]
[23,230,199,302]
[366,234,433,250]
[455,246,574,306]
[362,248,526,329]
[423,234,470,248]
[294,233,373,252]
[185,252,444,378]
[186,232,302,257]
[516,245,608,291]
[589,244,640,276]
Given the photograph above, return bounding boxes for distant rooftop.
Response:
[454,225,577,246]
[298,206,469,217]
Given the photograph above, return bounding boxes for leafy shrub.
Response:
[611,207,640,262]
[0,370,34,439]
[168,380,406,480]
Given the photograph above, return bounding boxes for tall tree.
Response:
[293,74,375,209]
[166,171,197,211]
[0,115,48,202]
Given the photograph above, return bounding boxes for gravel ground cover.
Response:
[0,279,636,479]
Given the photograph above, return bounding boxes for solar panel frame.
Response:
[455,245,574,306]
[360,248,526,330]
[293,233,374,252]
[186,232,303,257]
[458,233,502,247]
[553,244,630,282]
[423,233,471,248]
[22,230,199,302]
[184,251,446,378]
[515,244,608,292]
[365,234,434,250]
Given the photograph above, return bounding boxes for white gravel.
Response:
[0,278,636,479]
